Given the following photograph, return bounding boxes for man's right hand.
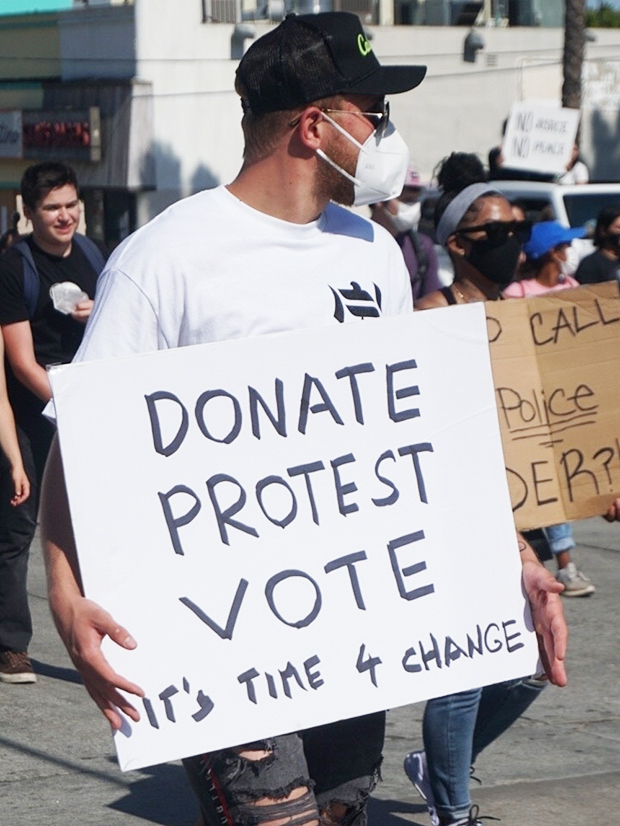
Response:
[54,594,144,730]
[42,437,144,729]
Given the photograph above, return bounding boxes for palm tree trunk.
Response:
[562,0,586,109]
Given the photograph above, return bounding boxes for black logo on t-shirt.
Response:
[331,281,383,322]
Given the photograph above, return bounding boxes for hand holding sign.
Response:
[42,438,144,731]
[47,307,541,771]
[518,534,567,687]
[65,595,143,730]
[604,497,620,522]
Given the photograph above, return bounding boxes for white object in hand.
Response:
[49,282,89,315]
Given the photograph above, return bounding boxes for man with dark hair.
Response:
[39,13,565,826]
[0,161,105,683]
[20,161,80,212]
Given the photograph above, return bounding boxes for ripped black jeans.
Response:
[183,711,385,826]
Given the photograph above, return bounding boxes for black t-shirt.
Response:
[575,249,620,285]
[0,234,104,419]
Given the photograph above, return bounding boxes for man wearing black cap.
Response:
[41,13,427,825]
[42,13,569,826]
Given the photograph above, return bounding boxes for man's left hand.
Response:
[71,299,94,324]
[522,559,568,687]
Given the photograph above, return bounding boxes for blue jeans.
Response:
[423,678,546,823]
[544,523,575,556]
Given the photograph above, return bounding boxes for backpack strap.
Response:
[13,240,40,319]
[13,234,105,320]
[406,229,429,299]
[72,233,106,276]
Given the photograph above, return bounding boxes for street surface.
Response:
[1,517,619,825]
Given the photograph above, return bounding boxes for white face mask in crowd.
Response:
[560,244,579,278]
[316,114,410,207]
[390,200,421,233]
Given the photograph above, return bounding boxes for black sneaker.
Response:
[0,650,37,684]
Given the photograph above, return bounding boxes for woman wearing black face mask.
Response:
[403,154,567,826]
[415,153,529,310]
[575,204,620,287]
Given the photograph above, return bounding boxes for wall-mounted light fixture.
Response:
[463,28,485,63]
[231,24,256,60]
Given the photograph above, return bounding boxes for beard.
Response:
[314,135,356,207]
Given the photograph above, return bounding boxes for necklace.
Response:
[451,283,469,304]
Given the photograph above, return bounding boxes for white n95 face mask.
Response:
[317,115,410,207]
[561,244,579,277]
[391,200,421,233]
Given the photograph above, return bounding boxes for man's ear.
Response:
[22,204,32,223]
[296,107,327,151]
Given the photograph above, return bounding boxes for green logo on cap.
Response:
[357,34,372,57]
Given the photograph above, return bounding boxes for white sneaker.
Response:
[557,562,595,597]
[404,750,440,826]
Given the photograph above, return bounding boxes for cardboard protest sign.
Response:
[502,101,580,175]
[49,304,539,772]
[488,282,620,529]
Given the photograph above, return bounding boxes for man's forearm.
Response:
[40,436,83,618]
[516,531,540,567]
[13,360,52,403]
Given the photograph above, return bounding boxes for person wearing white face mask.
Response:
[39,12,431,826]
[370,167,441,301]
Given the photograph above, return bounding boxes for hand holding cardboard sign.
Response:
[604,498,620,522]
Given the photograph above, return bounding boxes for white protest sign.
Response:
[49,305,539,772]
[503,101,580,175]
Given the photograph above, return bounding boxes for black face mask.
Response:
[606,232,620,252]
[466,234,522,288]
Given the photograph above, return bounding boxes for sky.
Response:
[2,0,620,15]
[1,1,72,14]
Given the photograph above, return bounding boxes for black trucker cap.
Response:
[236,12,427,115]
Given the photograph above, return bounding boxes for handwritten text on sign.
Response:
[49,306,538,772]
[488,283,620,529]
[503,101,580,175]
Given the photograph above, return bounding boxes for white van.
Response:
[492,181,620,229]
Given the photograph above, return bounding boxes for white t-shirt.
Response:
[75,186,412,364]
[557,161,589,185]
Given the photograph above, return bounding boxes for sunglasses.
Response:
[320,101,391,136]
[457,220,532,246]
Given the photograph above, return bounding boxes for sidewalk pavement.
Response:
[2,516,619,825]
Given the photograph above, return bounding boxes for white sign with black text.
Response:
[503,101,580,175]
[49,304,539,772]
